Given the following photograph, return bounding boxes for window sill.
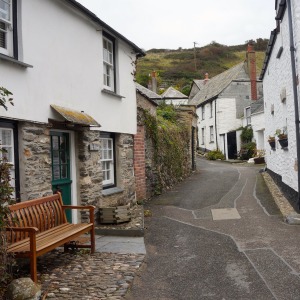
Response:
[101,89,125,99]
[102,186,124,196]
[209,141,214,144]
[0,53,33,68]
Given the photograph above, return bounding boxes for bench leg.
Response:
[90,228,95,254]
[30,253,37,283]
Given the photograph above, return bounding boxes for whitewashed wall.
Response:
[263,2,299,191]
[197,101,216,151]
[0,0,137,134]
[217,98,242,135]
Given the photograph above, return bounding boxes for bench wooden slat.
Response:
[6,193,95,283]
[8,223,92,254]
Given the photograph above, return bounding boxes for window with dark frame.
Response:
[0,0,11,55]
[209,125,214,142]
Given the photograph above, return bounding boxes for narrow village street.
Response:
[126,158,300,300]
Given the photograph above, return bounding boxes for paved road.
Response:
[126,158,300,300]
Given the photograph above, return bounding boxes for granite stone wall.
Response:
[18,122,53,200]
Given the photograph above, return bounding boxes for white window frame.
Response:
[100,137,115,186]
[0,127,15,198]
[0,0,13,56]
[201,106,205,120]
[210,102,213,118]
[209,126,214,142]
[245,107,251,125]
[103,36,114,91]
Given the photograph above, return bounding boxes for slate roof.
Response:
[251,97,264,114]
[193,80,205,89]
[188,62,245,107]
[161,87,188,99]
[135,82,161,103]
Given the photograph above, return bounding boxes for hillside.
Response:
[136,39,268,95]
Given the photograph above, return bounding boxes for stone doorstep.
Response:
[262,172,300,224]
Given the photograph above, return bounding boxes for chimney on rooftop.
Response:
[204,73,209,84]
[246,42,258,100]
[148,71,157,93]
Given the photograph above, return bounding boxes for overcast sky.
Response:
[76,0,276,51]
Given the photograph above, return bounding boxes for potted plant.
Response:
[253,149,265,164]
[275,129,288,148]
[268,136,275,150]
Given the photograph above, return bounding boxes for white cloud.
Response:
[76,0,275,50]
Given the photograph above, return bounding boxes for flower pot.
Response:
[278,138,288,149]
[268,140,275,149]
[254,157,265,164]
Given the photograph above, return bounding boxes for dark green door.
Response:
[51,132,72,222]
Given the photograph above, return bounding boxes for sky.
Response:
[76,0,276,51]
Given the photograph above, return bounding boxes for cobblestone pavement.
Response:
[39,250,145,299]
[13,249,145,300]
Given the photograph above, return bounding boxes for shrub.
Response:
[206,149,225,160]
[239,142,256,160]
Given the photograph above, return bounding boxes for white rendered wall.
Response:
[0,0,137,134]
[263,4,299,191]
[197,101,216,151]
[217,98,242,135]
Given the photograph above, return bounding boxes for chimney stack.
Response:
[148,71,157,93]
[204,73,209,84]
[246,42,257,100]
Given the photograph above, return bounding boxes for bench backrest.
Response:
[7,193,67,243]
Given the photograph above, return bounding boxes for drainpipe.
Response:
[214,99,218,150]
[286,0,300,209]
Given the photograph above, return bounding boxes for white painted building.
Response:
[0,0,144,222]
[189,45,263,160]
[260,0,300,206]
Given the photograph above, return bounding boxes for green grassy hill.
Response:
[136,40,267,95]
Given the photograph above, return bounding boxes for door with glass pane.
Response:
[0,127,15,199]
[50,132,72,222]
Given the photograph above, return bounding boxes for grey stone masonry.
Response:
[77,129,102,222]
[101,134,136,208]
[18,122,53,200]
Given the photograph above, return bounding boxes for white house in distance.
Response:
[260,0,300,209]
[189,45,263,159]
[0,0,144,223]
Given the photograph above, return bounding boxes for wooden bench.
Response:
[6,193,95,283]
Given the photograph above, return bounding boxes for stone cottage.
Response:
[0,0,144,223]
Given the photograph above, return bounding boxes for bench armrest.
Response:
[6,226,39,233]
[62,205,95,223]
[62,205,95,211]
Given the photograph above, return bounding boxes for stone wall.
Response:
[77,129,102,210]
[18,122,53,200]
[101,133,136,208]
[134,126,146,201]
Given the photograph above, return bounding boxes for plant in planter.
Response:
[268,136,276,149]
[253,149,265,164]
[275,129,288,148]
